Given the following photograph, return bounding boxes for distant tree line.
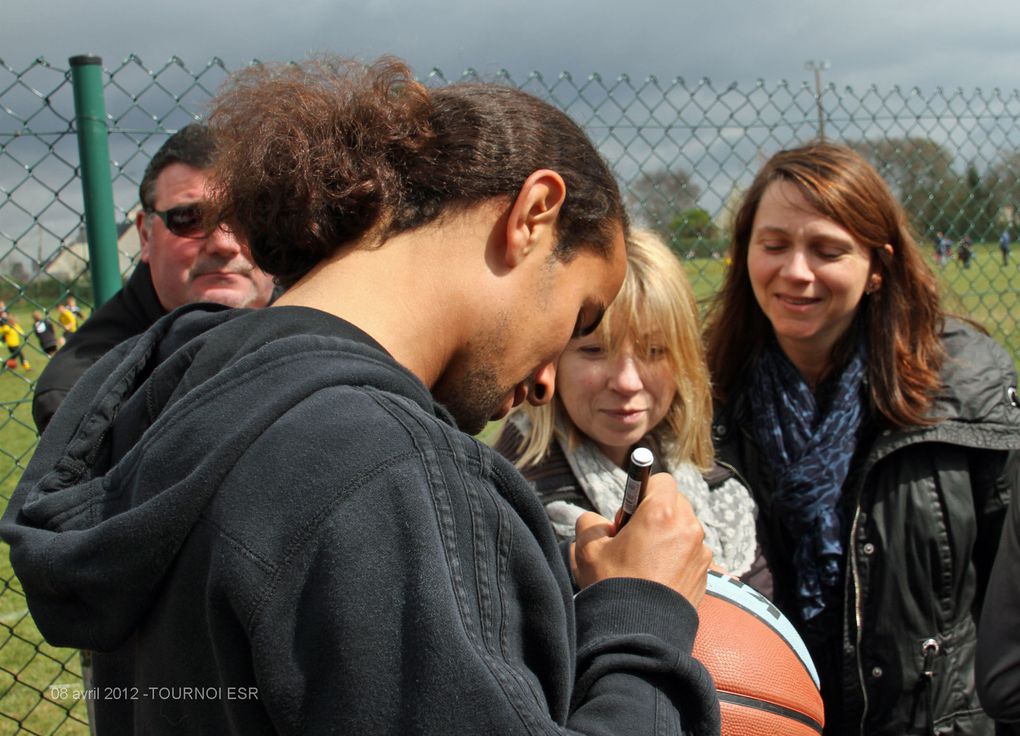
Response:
[626,168,723,258]
[850,137,1015,243]
[629,137,1020,257]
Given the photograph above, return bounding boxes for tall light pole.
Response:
[804,60,830,140]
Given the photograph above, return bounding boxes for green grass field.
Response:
[0,243,1018,733]
[0,305,89,735]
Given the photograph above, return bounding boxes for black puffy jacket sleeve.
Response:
[977,451,1020,725]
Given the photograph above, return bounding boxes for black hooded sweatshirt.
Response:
[2,305,720,735]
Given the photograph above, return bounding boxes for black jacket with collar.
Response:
[32,262,165,433]
[3,304,720,735]
[713,320,1020,736]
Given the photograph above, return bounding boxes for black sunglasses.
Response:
[148,203,209,239]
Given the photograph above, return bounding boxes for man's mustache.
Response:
[190,257,256,278]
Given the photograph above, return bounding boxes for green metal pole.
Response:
[69,55,121,306]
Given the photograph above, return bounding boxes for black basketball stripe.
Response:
[718,691,823,734]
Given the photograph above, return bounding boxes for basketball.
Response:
[693,571,824,735]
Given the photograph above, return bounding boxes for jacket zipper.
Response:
[849,501,868,736]
[920,638,940,735]
[849,431,901,735]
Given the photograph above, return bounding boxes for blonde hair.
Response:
[511,228,715,471]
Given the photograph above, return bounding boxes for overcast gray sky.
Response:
[5,0,1020,92]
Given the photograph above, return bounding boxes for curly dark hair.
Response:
[206,56,626,288]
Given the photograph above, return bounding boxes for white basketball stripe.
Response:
[705,571,820,689]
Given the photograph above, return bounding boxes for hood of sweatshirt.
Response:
[1,305,440,651]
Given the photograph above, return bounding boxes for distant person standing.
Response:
[55,304,77,341]
[0,313,30,371]
[1001,229,1012,266]
[31,311,58,356]
[959,235,973,269]
[939,232,954,267]
[65,296,85,323]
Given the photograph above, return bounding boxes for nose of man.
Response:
[203,225,244,259]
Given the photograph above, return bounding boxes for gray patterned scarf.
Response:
[553,434,759,577]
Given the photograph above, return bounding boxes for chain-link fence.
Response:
[2,54,1020,733]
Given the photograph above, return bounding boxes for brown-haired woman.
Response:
[704,141,1020,735]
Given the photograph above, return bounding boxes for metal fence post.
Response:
[69,54,121,306]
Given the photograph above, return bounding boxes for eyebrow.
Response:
[753,224,855,245]
[753,225,789,236]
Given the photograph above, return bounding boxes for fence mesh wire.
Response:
[2,55,1020,733]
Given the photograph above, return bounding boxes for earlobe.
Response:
[504,169,567,268]
[865,244,893,294]
[528,363,557,406]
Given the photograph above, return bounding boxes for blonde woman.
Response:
[495,228,770,592]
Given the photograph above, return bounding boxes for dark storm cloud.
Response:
[5,0,1019,92]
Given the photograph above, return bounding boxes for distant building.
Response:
[42,207,141,282]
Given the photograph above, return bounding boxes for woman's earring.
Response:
[866,275,881,294]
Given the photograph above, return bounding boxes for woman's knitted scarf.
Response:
[748,339,867,621]
[551,431,759,577]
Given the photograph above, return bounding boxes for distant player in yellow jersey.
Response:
[56,304,77,347]
[0,313,30,371]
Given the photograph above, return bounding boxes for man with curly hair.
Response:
[5,58,719,736]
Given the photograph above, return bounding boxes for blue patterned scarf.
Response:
[748,339,867,621]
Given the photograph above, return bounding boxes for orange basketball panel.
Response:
[694,595,824,726]
[720,700,822,736]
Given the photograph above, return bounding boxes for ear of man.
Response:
[503,169,567,269]
[137,210,153,263]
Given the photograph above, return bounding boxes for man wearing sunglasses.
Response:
[32,124,275,433]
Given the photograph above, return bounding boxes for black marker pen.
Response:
[617,447,653,529]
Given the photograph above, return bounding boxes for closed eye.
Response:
[572,304,606,338]
[814,241,855,260]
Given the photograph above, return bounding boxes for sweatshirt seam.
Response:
[196,516,276,575]
[372,395,553,734]
[245,445,422,631]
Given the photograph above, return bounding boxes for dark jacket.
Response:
[977,452,1020,727]
[713,320,1020,736]
[32,262,165,433]
[2,305,720,735]
[33,318,58,353]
